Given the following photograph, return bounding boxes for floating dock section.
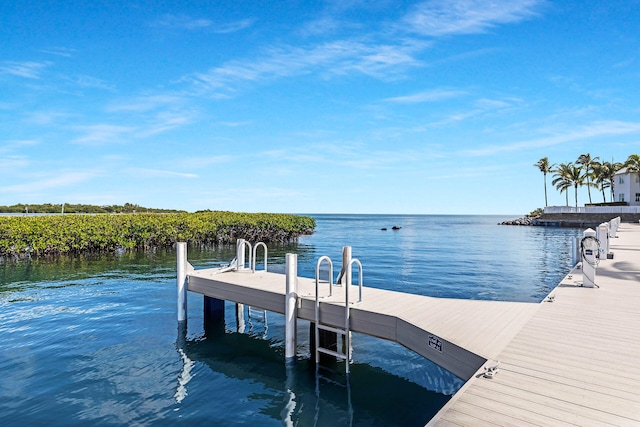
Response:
[178,240,539,381]
[177,221,640,425]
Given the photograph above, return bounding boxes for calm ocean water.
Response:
[0,215,581,426]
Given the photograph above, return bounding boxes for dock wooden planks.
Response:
[188,259,539,380]
[428,223,640,426]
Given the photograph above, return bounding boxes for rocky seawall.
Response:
[501,213,640,228]
[500,216,539,226]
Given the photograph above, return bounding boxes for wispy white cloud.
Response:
[612,58,634,69]
[213,19,255,34]
[415,96,522,128]
[155,14,213,30]
[72,75,114,91]
[217,121,252,127]
[72,124,135,145]
[474,98,515,109]
[179,1,543,97]
[127,168,198,179]
[176,155,233,170]
[261,141,438,171]
[106,95,186,113]
[0,171,95,193]
[0,139,39,153]
[184,38,427,95]
[403,0,545,36]
[200,187,309,206]
[39,47,76,58]
[385,89,467,103]
[25,111,73,126]
[154,14,254,33]
[72,111,193,144]
[298,17,345,37]
[463,120,640,156]
[0,61,51,79]
[137,113,194,137]
[0,155,30,171]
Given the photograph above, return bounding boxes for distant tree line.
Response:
[534,154,640,208]
[0,203,186,214]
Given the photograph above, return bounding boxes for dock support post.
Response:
[204,297,225,336]
[342,246,353,365]
[236,303,245,333]
[285,253,298,365]
[237,239,246,270]
[177,242,188,323]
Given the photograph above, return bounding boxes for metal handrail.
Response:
[252,242,268,272]
[236,239,252,270]
[349,258,363,303]
[315,256,333,298]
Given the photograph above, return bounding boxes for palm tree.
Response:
[624,154,640,175]
[552,163,573,206]
[607,161,623,201]
[567,164,585,207]
[591,161,609,203]
[534,157,555,207]
[577,153,599,204]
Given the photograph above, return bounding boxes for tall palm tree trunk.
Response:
[544,173,548,207]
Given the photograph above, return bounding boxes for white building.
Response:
[614,167,640,206]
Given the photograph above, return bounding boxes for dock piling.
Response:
[177,242,188,322]
[285,253,298,364]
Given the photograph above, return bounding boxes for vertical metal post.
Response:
[342,246,352,373]
[177,242,188,322]
[237,239,246,270]
[285,253,298,364]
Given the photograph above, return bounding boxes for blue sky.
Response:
[1,0,639,214]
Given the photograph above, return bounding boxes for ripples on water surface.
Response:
[0,215,581,426]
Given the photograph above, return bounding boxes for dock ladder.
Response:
[314,247,363,375]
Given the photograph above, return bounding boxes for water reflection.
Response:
[174,321,193,404]
[174,324,449,426]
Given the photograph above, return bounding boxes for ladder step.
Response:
[317,324,347,335]
[318,347,348,360]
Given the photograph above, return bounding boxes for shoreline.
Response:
[500,212,640,228]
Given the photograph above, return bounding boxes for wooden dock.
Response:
[179,222,640,426]
[188,267,539,380]
[428,223,640,426]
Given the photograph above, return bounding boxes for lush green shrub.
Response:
[0,212,315,257]
[527,208,544,218]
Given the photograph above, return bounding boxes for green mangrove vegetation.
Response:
[0,211,315,258]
